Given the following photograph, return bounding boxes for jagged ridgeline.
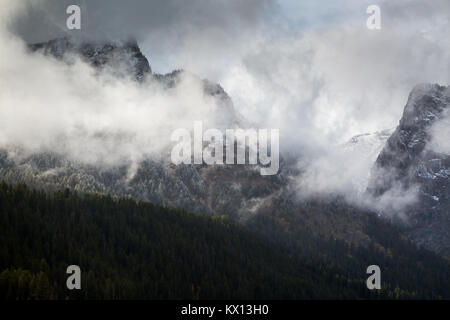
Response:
[1,182,450,300]
[0,37,268,222]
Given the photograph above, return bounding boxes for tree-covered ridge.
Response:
[0,181,449,300]
[0,182,351,299]
[249,197,450,299]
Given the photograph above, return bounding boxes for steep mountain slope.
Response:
[368,84,450,256]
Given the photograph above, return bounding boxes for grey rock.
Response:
[368,83,450,256]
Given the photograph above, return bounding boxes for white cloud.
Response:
[219,2,449,205]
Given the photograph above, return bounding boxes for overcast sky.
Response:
[6,1,450,75]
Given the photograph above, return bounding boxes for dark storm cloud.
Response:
[9,0,275,43]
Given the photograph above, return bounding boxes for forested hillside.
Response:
[0,182,449,300]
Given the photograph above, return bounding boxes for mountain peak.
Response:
[368,83,450,255]
[29,37,151,81]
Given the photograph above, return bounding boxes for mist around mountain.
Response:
[0,25,449,299]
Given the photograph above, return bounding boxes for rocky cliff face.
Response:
[368,84,450,256]
[30,37,152,81]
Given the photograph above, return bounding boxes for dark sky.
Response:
[10,0,274,43]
